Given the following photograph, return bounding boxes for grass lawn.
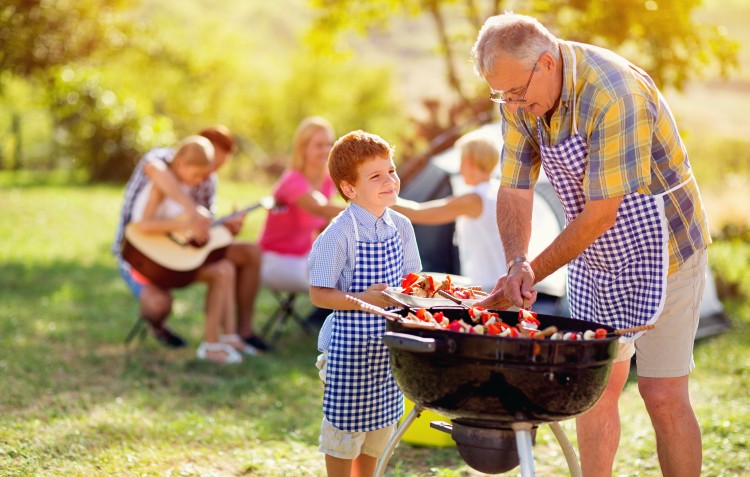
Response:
[1,177,749,476]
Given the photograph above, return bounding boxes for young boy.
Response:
[392,133,506,292]
[308,130,421,477]
[127,136,252,364]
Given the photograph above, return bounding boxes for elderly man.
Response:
[473,13,710,477]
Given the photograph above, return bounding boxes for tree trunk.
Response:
[12,112,22,170]
[424,0,470,109]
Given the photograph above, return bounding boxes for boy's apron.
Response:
[536,44,691,342]
[323,209,404,431]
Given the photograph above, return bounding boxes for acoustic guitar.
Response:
[121,196,274,289]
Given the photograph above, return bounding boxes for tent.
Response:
[399,121,729,337]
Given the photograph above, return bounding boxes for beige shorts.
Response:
[319,418,396,459]
[613,248,708,378]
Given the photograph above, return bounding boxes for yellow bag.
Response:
[399,398,455,448]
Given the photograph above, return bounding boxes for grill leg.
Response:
[512,422,536,477]
[374,405,422,477]
[548,421,582,477]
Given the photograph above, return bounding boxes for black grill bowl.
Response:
[384,307,618,425]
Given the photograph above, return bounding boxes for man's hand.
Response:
[476,272,538,310]
[477,275,514,310]
[504,260,537,308]
[223,210,246,236]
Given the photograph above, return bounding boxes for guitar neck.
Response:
[211,198,274,226]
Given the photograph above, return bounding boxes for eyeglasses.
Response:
[489,59,539,105]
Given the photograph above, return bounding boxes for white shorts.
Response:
[319,418,396,459]
[260,251,309,292]
[613,248,708,378]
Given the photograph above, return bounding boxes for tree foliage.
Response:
[48,68,176,182]
[0,0,133,79]
[0,0,408,182]
[0,0,740,182]
[307,0,740,165]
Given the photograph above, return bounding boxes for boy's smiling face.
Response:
[342,154,400,217]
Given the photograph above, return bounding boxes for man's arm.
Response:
[495,186,535,305]
[143,161,210,242]
[134,185,192,234]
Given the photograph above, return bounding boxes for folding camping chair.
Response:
[260,281,316,344]
[120,195,277,346]
[124,317,148,344]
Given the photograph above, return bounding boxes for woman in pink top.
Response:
[258,116,343,294]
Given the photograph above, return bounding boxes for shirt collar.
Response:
[349,203,396,229]
[558,40,575,112]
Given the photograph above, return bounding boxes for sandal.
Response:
[196,342,243,364]
[220,334,259,356]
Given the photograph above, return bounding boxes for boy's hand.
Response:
[358,283,390,308]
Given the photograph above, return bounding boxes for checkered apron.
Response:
[537,44,689,341]
[323,210,404,432]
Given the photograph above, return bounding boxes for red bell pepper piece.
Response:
[401,272,421,290]
[481,312,499,325]
[447,320,463,332]
[468,306,485,320]
[426,275,435,294]
[487,323,502,335]
[518,309,539,324]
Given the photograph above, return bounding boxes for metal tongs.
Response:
[345,295,437,329]
[609,324,655,337]
[379,290,415,312]
[436,289,472,309]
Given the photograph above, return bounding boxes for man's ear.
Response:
[540,51,556,73]
[341,181,356,200]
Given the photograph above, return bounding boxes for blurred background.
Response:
[1,1,747,227]
[1,2,749,475]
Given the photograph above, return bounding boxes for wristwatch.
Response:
[506,256,528,273]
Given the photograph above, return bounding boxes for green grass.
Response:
[1,178,749,476]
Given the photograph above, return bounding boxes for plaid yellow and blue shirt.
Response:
[499,41,711,274]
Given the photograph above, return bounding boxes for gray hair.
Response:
[471,13,559,78]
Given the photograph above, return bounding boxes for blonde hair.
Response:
[471,12,559,78]
[291,116,335,171]
[328,130,394,201]
[173,135,214,167]
[456,133,499,174]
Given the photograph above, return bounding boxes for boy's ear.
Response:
[341,181,356,200]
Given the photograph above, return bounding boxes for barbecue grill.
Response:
[375,307,619,476]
